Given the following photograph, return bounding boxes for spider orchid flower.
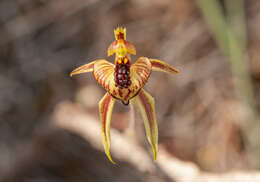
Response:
[70,27,179,164]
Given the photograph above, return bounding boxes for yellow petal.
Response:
[70,61,97,77]
[99,92,116,164]
[131,89,158,162]
[131,57,152,90]
[149,59,179,74]
[107,40,136,57]
[124,40,136,55]
[93,60,115,92]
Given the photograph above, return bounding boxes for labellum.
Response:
[70,27,179,164]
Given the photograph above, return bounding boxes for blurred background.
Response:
[0,0,260,181]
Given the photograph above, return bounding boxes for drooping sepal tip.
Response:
[99,93,117,164]
[105,150,116,164]
[131,89,158,163]
[152,143,158,162]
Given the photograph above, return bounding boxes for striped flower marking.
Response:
[70,27,179,164]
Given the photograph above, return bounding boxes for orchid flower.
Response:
[70,27,179,164]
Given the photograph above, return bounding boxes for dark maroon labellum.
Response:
[114,58,131,89]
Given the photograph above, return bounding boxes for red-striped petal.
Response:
[131,57,152,90]
[150,59,179,74]
[131,89,158,162]
[99,92,116,164]
[93,58,152,103]
[70,61,97,77]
